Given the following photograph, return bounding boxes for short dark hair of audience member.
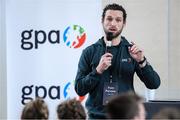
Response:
[106,91,145,120]
[57,98,86,119]
[152,107,180,119]
[21,97,49,119]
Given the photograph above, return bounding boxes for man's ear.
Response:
[123,21,126,27]
[101,19,104,24]
[101,20,104,26]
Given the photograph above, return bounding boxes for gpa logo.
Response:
[20,25,86,50]
[63,25,86,48]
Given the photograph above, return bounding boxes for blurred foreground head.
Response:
[21,97,49,119]
[57,98,86,119]
[106,91,145,120]
[152,107,180,119]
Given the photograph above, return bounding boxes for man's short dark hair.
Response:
[106,91,143,119]
[57,98,86,119]
[102,3,127,22]
[21,97,49,119]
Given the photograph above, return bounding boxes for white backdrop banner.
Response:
[6,0,102,119]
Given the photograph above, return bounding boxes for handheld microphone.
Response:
[106,32,113,53]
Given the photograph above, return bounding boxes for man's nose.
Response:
[111,20,116,26]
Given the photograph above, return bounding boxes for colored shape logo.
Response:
[63,82,71,99]
[63,82,85,102]
[63,25,86,48]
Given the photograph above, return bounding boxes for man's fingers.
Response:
[131,41,135,45]
[129,43,142,54]
[104,52,113,57]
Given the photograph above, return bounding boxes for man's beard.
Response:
[104,28,123,39]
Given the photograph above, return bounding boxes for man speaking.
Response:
[74,3,160,119]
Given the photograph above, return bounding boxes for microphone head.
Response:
[106,32,113,41]
[106,41,112,47]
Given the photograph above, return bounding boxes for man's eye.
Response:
[116,19,122,22]
[107,18,113,21]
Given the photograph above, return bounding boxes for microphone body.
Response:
[106,32,113,53]
[106,40,112,53]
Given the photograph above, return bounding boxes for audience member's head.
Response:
[21,97,49,119]
[57,98,86,119]
[106,91,145,120]
[152,107,180,119]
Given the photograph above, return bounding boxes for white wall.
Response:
[0,0,7,119]
[169,0,180,99]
